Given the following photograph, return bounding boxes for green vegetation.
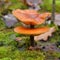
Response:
[0,19,45,60]
[0,46,45,60]
[40,0,60,13]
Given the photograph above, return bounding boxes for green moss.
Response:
[0,46,45,60]
[40,0,60,13]
[0,57,12,60]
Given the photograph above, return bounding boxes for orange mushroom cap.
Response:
[12,9,51,25]
[39,12,51,19]
[14,26,50,35]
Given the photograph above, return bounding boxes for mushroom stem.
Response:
[30,35,35,47]
[30,25,35,47]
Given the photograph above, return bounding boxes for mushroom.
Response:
[14,26,49,35]
[12,9,50,49]
[12,9,51,25]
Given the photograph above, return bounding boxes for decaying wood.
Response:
[20,0,42,5]
[15,37,22,41]
[20,0,42,10]
[54,14,60,26]
[34,27,56,41]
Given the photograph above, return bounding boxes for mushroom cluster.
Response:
[12,9,51,49]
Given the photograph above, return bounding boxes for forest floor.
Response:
[0,0,60,60]
[0,16,60,60]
